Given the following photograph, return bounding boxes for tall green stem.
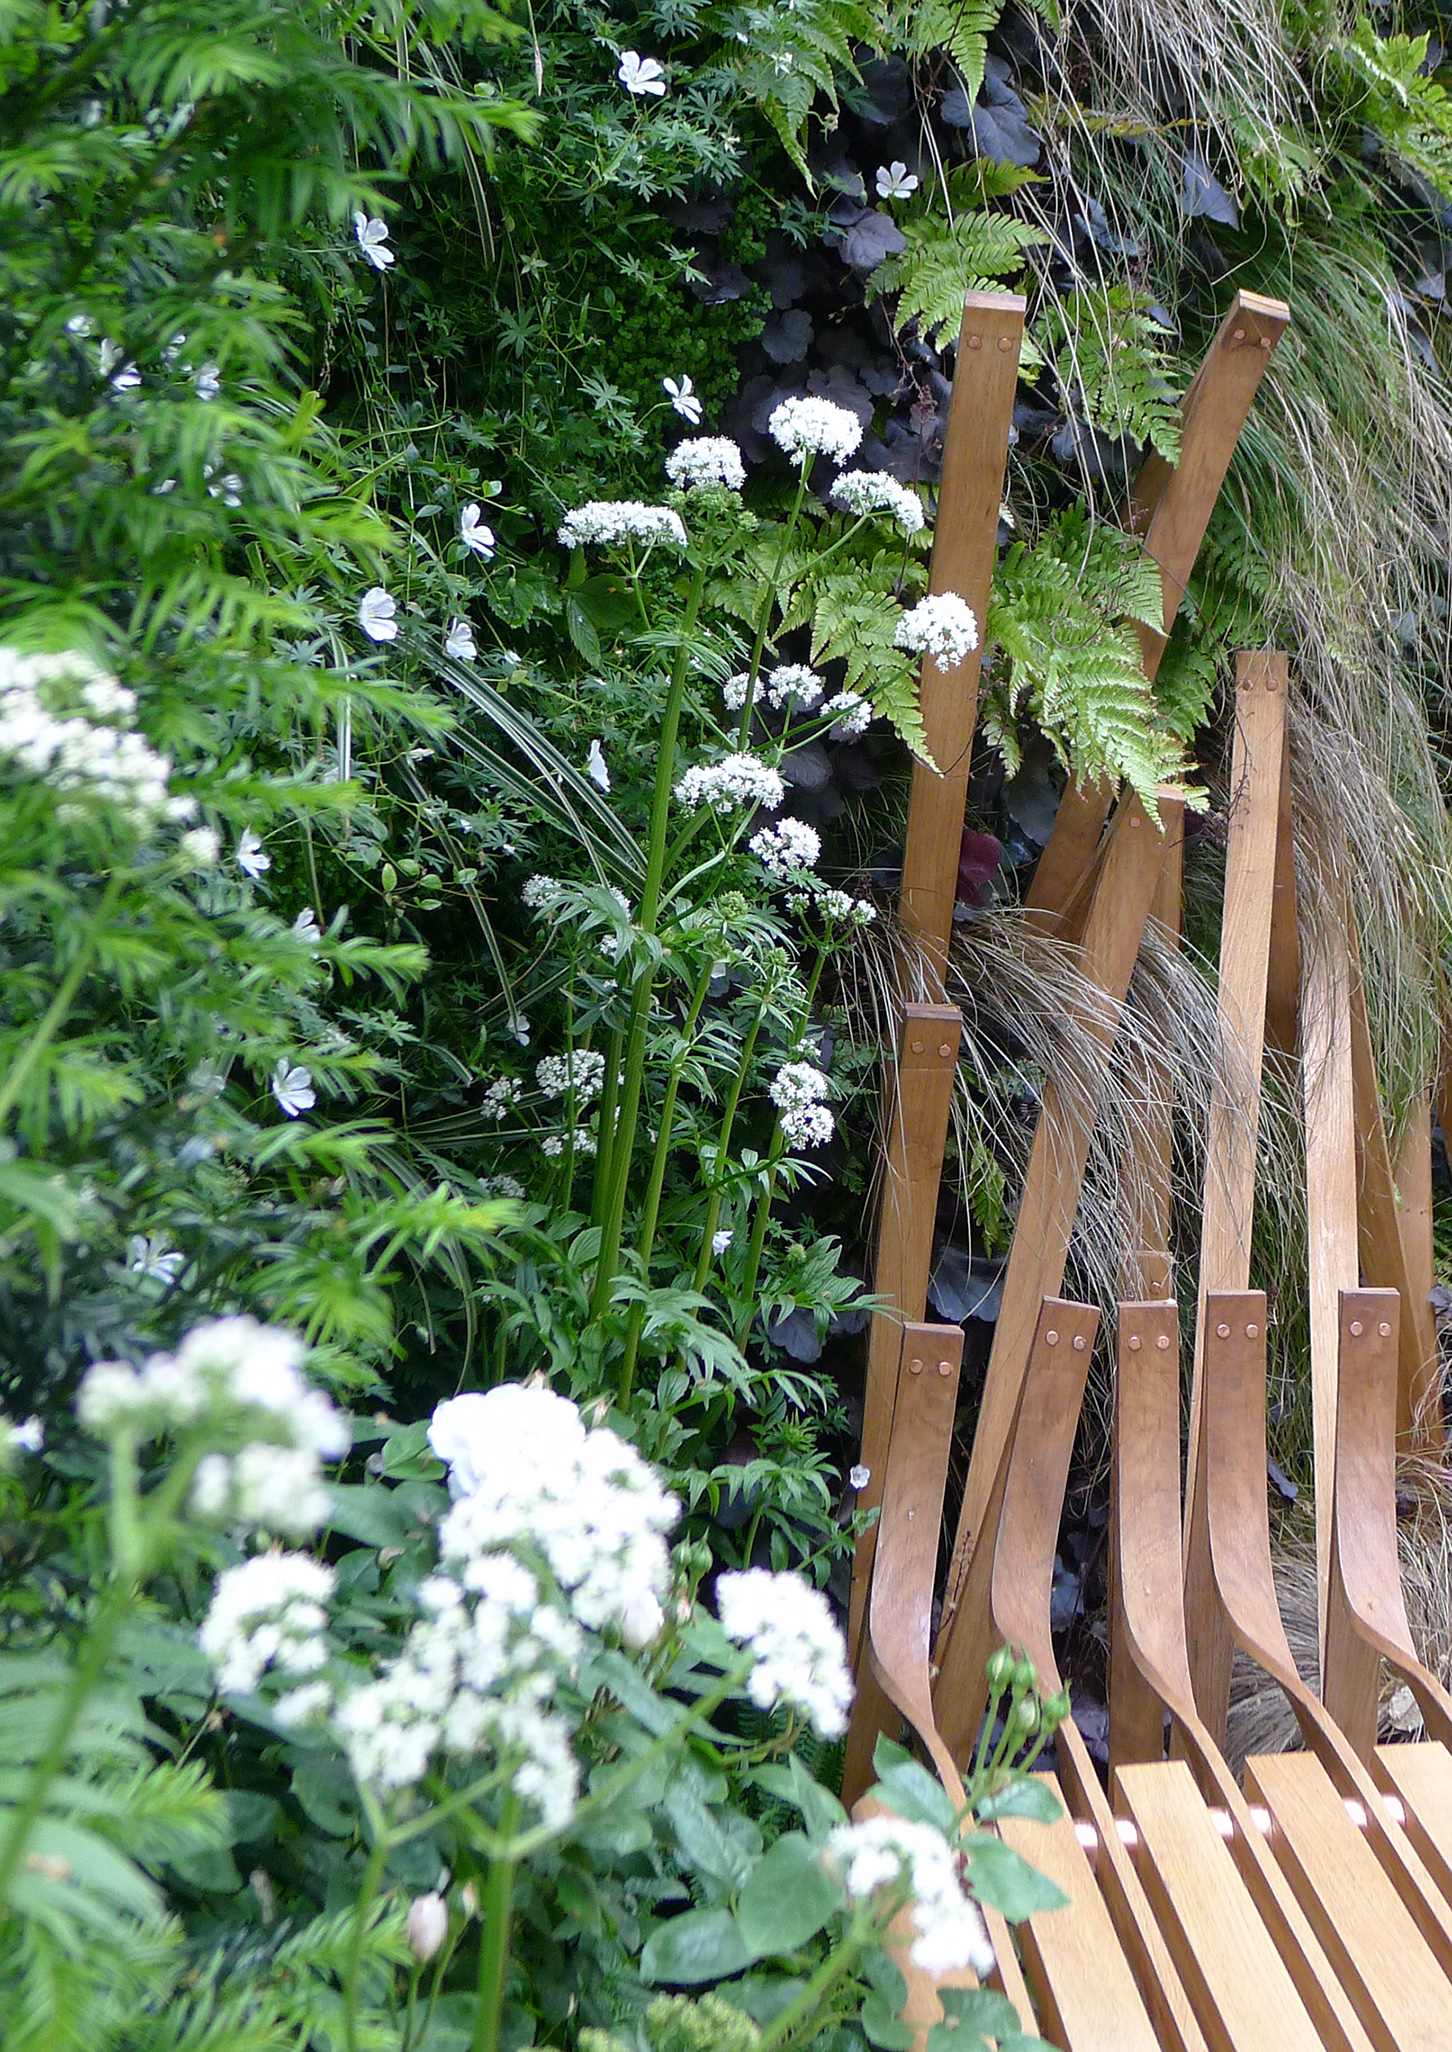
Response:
[471,1790,520,2052]
[0,869,123,1133]
[737,470,810,748]
[618,956,715,1404]
[755,1915,877,2052]
[734,1150,780,1348]
[693,1006,765,1290]
[591,561,707,1321]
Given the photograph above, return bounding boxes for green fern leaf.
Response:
[870,213,1045,340]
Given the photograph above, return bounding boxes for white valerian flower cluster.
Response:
[764,663,823,710]
[78,1317,348,1536]
[521,873,564,911]
[768,396,863,467]
[749,818,821,879]
[535,1049,607,1103]
[482,1076,523,1121]
[557,502,687,551]
[665,437,745,491]
[481,1173,526,1200]
[794,885,876,930]
[829,470,925,535]
[824,689,872,740]
[769,1060,835,1148]
[0,648,189,832]
[716,1568,852,1737]
[674,753,785,815]
[198,1552,337,1695]
[826,1816,994,1976]
[429,1385,678,1645]
[894,593,979,673]
[541,1127,597,1159]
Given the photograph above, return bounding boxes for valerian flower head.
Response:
[662,374,703,422]
[353,213,395,270]
[674,754,785,815]
[535,1049,607,1103]
[521,873,564,912]
[770,1061,835,1149]
[894,593,979,673]
[829,470,925,534]
[665,436,744,490]
[764,663,823,710]
[618,51,666,95]
[541,1127,597,1158]
[482,1076,523,1121]
[750,818,821,879]
[824,689,872,739]
[768,396,863,467]
[557,502,687,550]
[200,1553,336,1695]
[827,1816,994,1976]
[460,504,495,559]
[716,1568,853,1737]
[358,587,398,642]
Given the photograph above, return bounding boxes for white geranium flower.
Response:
[11,1416,44,1453]
[663,374,702,423]
[272,1060,316,1119]
[618,50,666,95]
[353,213,395,271]
[586,739,610,791]
[460,504,495,559]
[128,1235,184,1285]
[445,618,477,661]
[194,362,221,400]
[359,587,398,642]
[849,1463,870,1490]
[876,161,919,199]
[711,1229,733,1256]
[236,830,270,879]
[508,1012,531,1046]
[292,907,321,948]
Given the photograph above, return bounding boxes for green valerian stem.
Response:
[693,1001,766,1290]
[618,953,716,1404]
[738,468,811,748]
[590,1022,625,1228]
[471,1789,520,2052]
[590,558,708,1322]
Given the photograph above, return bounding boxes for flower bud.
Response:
[408,1891,449,1963]
[1042,1686,1072,1732]
[985,1646,1015,1693]
[1012,1695,1039,1735]
[461,1881,479,1919]
[1011,1656,1037,1695]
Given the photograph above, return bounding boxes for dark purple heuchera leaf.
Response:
[767,1307,824,1362]
[958,829,1003,905]
[689,255,752,305]
[667,194,734,235]
[852,55,914,126]
[840,208,908,272]
[928,1242,1005,1323]
[810,145,866,200]
[1179,148,1239,227]
[804,363,875,432]
[858,416,943,486]
[756,232,808,309]
[762,308,814,364]
[781,741,833,793]
[1003,747,1061,843]
[1050,416,1136,481]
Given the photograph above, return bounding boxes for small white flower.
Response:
[353,213,395,271]
[768,396,863,468]
[521,874,564,912]
[663,374,703,423]
[508,1012,531,1046]
[180,826,220,867]
[128,1235,184,1285]
[482,1076,523,1121]
[665,436,744,491]
[99,338,141,392]
[769,1060,830,1112]
[557,502,687,551]
[750,818,821,879]
[782,1102,834,1148]
[194,362,221,400]
[272,1060,316,1119]
[536,1049,607,1103]
[712,1229,733,1256]
[445,618,477,661]
[236,830,270,879]
[408,1893,449,1963]
[717,1567,853,1737]
[722,672,752,711]
[829,470,925,534]
[618,50,666,95]
[482,1173,526,1200]
[827,1816,994,1976]
[674,753,786,815]
[764,663,823,711]
[824,689,872,739]
[541,1127,597,1159]
[358,587,398,643]
[849,1464,870,1490]
[292,907,321,947]
[66,313,92,337]
[586,739,611,791]
[894,593,978,673]
[876,161,920,199]
[460,504,495,559]
[200,1553,337,1696]
[12,1416,44,1453]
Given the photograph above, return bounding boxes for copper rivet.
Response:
[997,335,1012,351]
[968,335,983,350]
[911,1040,924,1054]
[1128,1335,1141,1351]
[1216,1323,1230,1339]
[938,1359,953,1377]
[1045,1330,1059,1346]
[1247,1324,1259,1338]
[1156,1334,1171,1351]
[1379,1321,1391,1337]
[1233,327,1245,341]
[909,1357,923,1375]
[1260,335,1271,348]
[1350,1320,1363,1337]
[938,1042,952,1057]
[1073,1334,1087,1351]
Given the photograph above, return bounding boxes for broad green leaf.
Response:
[736,1832,843,1956]
[324,1483,415,1549]
[974,1778,1062,1825]
[861,1989,916,2048]
[640,1905,753,1984]
[868,1755,958,1834]
[962,1833,1070,1920]
[751,1753,848,1840]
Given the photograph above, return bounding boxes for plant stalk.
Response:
[471,1790,520,2052]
